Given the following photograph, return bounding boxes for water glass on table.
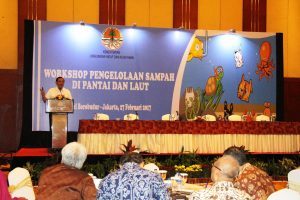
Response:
[158,170,167,180]
[171,177,183,190]
[180,173,188,185]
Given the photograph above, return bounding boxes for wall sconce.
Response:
[79,20,85,26]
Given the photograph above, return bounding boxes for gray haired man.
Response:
[37,142,97,200]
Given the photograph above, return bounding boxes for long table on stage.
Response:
[77,120,300,154]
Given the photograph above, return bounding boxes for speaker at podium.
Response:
[46,99,74,148]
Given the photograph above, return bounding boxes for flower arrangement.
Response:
[175,164,203,178]
[175,164,202,173]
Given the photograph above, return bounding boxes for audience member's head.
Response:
[211,156,239,182]
[223,145,248,166]
[120,152,143,166]
[225,146,276,199]
[288,168,300,192]
[8,167,35,200]
[61,142,87,169]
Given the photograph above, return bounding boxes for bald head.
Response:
[211,155,240,182]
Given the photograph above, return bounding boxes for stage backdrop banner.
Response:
[32,21,278,131]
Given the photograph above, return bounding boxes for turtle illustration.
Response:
[200,66,224,112]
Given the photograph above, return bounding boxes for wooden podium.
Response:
[46,99,74,148]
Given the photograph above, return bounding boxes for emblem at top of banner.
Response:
[101,27,124,50]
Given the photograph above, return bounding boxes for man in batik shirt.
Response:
[190,156,253,200]
[97,153,170,200]
[224,146,275,200]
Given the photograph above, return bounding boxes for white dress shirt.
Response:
[190,181,253,200]
[45,87,72,100]
[267,188,300,200]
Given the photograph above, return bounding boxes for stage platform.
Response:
[14,148,53,157]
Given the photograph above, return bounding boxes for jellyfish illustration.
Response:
[234,49,244,68]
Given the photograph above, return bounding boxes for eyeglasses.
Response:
[211,163,237,179]
[212,163,223,172]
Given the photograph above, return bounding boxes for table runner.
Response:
[77,120,300,154]
[78,120,300,135]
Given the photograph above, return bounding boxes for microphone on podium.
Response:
[135,111,139,120]
[176,111,180,121]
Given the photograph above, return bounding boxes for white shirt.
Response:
[190,181,253,200]
[45,87,72,100]
[267,188,300,200]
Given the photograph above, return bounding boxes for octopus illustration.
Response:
[256,41,275,80]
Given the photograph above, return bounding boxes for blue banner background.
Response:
[32,21,193,131]
[32,21,278,131]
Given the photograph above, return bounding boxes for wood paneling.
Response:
[243,0,266,32]
[220,0,243,31]
[125,0,149,27]
[3,0,47,152]
[73,0,99,24]
[173,0,198,29]
[47,0,73,22]
[99,0,125,25]
[0,0,18,69]
[0,70,20,152]
[198,0,243,31]
[18,0,46,69]
[267,0,300,78]
[284,78,300,121]
[149,0,173,28]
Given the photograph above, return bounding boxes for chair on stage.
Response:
[228,114,242,121]
[144,163,159,172]
[161,114,175,121]
[94,113,109,120]
[202,114,217,121]
[124,113,139,120]
[256,114,270,121]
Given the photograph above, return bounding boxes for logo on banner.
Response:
[101,27,123,50]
